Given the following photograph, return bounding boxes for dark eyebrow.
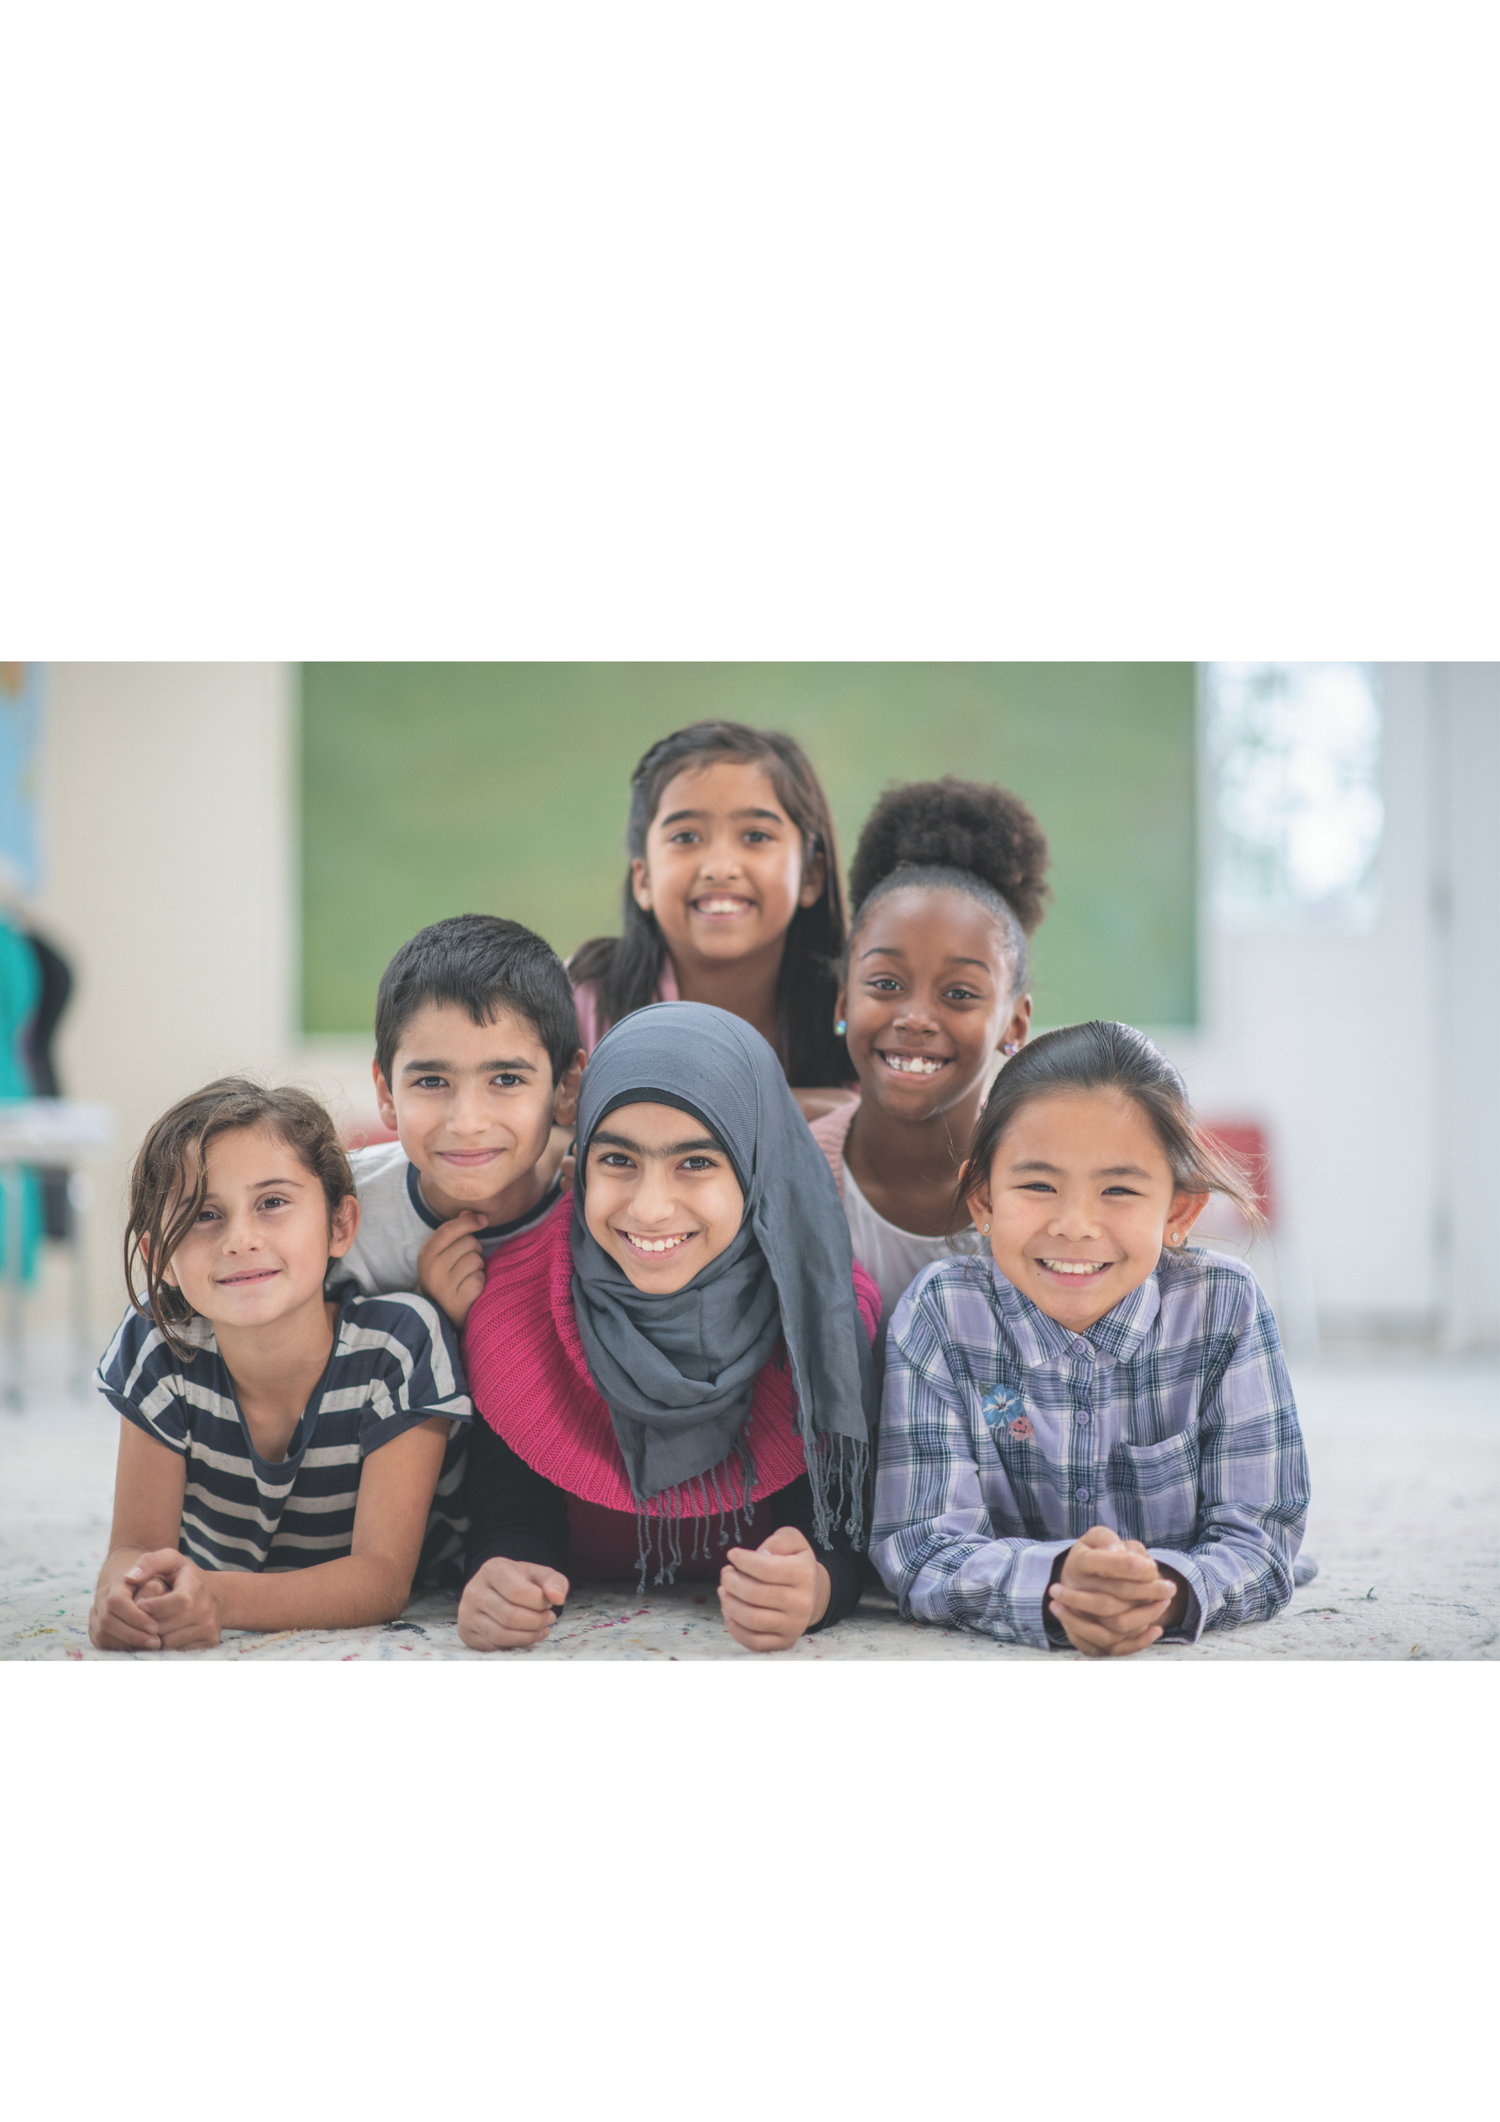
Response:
[201,1176,306,1198]
[590,1130,722,1157]
[860,945,989,970]
[401,1057,537,1075]
[657,806,786,828]
[1009,1159,1153,1179]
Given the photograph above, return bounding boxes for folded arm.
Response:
[871,1336,1068,1650]
[91,1415,451,1649]
[457,1419,573,1650]
[1145,1291,1310,1640]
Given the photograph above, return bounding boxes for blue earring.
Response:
[834,1018,848,1037]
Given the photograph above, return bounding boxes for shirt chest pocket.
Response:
[1107,1430,1202,1548]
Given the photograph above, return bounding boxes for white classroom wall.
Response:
[30,663,369,1336]
[1160,663,1500,1349]
[26,661,1500,1350]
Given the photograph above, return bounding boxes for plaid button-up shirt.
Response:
[870,1247,1308,1649]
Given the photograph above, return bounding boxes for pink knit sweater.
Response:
[463,1196,880,1527]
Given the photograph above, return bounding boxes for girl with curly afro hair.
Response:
[808,775,1051,1333]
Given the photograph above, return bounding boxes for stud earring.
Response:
[834,1018,847,1037]
[982,1222,991,1234]
[1002,1043,1018,1057]
[1170,1232,1180,1244]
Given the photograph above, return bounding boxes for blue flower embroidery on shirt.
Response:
[980,1385,1024,1428]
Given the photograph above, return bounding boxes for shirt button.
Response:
[1075,1485,1090,1502]
[1075,1408,1091,1424]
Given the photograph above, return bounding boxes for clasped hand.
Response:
[88,1550,223,1652]
[1047,1525,1187,1657]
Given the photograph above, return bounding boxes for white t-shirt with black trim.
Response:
[337,1141,562,1302]
[95,1286,474,1589]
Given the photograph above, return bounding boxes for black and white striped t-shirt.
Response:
[95,1285,474,1589]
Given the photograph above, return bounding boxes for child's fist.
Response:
[457,1557,570,1651]
[88,1557,170,1652]
[718,1524,831,1653]
[418,1212,488,1328]
[542,1124,576,1195]
[131,1550,223,1650]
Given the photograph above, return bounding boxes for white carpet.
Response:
[3,1344,1495,1660]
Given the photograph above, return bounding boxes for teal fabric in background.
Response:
[0,915,42,1282]
[300,664,1197,1039]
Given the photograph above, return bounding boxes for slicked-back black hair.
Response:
[846,775,1052,994]
[957,1020,1264,1239]
[374,915,581,1084]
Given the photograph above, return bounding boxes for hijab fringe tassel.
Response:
[633,1442,763,1589]
[631,1430,867,1593]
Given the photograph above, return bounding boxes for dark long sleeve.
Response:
[463,1421,863,1629]
[462,1417,572,1581]
[762,1473,864,1633]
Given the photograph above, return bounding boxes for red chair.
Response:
[1195,1121,1273,1243]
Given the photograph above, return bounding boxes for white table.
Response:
[0,1099,117,1407]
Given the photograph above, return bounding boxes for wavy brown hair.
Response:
[570,719,850,1086]
[124,1078,355,1356]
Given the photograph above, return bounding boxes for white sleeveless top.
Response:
[807,1097,988,1328]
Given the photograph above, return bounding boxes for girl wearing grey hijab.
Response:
[458,1004,880,1653]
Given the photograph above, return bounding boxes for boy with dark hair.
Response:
[341,914,585,1328]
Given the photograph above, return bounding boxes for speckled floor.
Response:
[2,1339,1496,1660]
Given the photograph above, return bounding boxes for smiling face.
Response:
[630,758,823,972]
[839,884,1031,1124]
[161,1121,357,1331]
[374,1001,583,1223]
[582,1100,746,1293]
[967,1088,1208,1331]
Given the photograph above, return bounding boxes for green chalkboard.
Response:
[300,664,1197,1036]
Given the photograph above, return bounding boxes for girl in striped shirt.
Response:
[89,1080,472,1652]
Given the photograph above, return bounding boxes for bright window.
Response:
[1205,662,1383,932]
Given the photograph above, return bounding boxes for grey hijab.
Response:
[570,1002,873,1549]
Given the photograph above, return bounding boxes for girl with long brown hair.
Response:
[88,1079,472,1651]
[569,719,852,1115]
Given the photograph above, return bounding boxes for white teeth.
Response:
[631,1234,689,1253]
[884,1054,944,1074]
[697,899,748,914]
[1040,1259,1107,1275]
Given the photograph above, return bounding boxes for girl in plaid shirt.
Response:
[871,1020,1309,1654]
